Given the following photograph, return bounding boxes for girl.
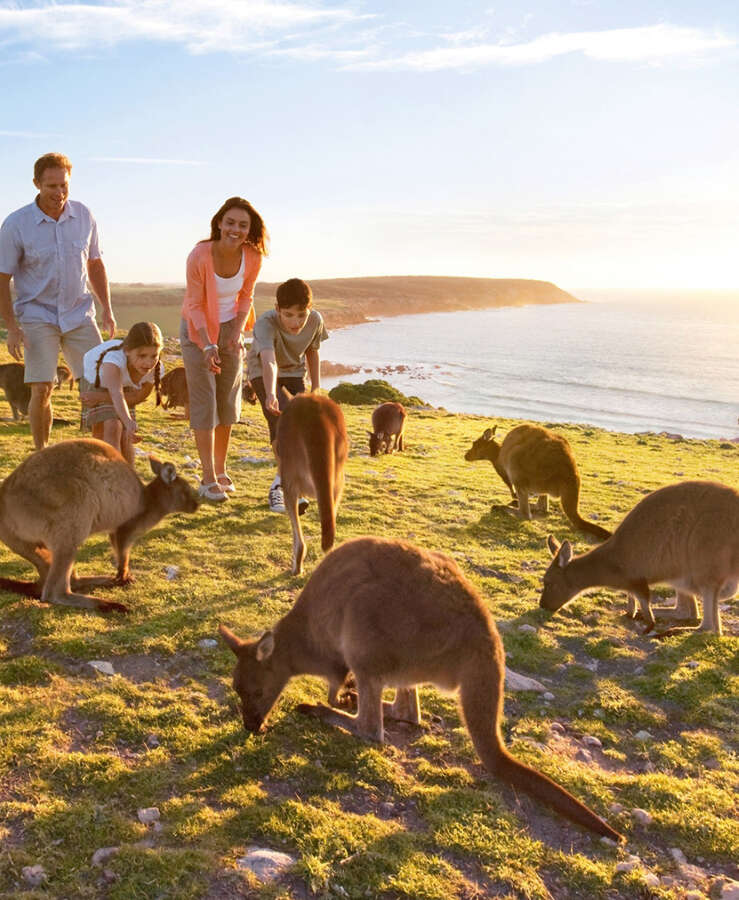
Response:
[180,197,269,502]
[80,321,164,464]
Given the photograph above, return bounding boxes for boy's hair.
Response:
[34,153,72,183]
[276,278,312,310]
[94,321,164,406]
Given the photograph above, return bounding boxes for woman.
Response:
[180,197,269,501]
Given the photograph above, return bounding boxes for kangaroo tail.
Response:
[308,426,336,552]
[459,660,622,841]
[0,577,42,599]
[561,481,611,541]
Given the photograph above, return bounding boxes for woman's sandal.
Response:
[216,473,235,493]
[198,481,229,502]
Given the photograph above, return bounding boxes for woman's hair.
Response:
[207,197,270,256]
[94,321,164,406]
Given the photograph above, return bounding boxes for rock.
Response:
[600,836,619,847]
[88,660,115,676]
[669,848,687,864]
[634,730,653,741]
[22,865,46,887]
[643,873,660,888]
[582,660,599,672]
[198,638,219,650]
[575,748,593,763]
[679,863,708,884]
[593,708,606,719]
[581,735,603,749]
[687,660,700,669]
[164,565,179,580]
[145,734,160,748]
[237,846,295,882]
[137,807,160,825]
[504,668,546,692]
[542,691,555,701]
[609,803,624,814]
[684,892,707,900]
[631,808,653,825]
[549,722,566,734]
[616,855,641,873]
[92,847,119,867]
[720,882,739,900]
[518,624,537,634]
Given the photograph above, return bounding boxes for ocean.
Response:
[320,294,739,441]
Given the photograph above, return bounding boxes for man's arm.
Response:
[87,258,116,338]
[305,347,320,392]
[0,272,23,360]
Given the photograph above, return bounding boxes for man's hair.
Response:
[276,278,312,310]
[34,153,72,183]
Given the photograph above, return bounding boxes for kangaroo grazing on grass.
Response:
[275,392,348,575]
[0,438,200,614]
[159,366,190,418]
[464,424,611,541]
[0,363,31,420]
[220,537,622,841]
[540,481,739,636]
[368,401,406,456]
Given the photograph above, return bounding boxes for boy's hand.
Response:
[265,392,280,415]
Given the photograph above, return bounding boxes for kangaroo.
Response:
[540,480,739,636]
[220,537,622,842]
[159,366,190,419]
[0,363,31,420]
[465,424,611,541]
[0,438,200,614]
[55,364,74,391]
[274,392,348,575]
[368,401,406,456]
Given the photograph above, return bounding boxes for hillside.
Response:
[0,376,736,899]
[110,276,581,334]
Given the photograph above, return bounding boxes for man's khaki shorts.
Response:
[22,319,102,384]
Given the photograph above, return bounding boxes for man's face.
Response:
[34,167,70,217]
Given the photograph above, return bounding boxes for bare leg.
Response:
[193,427,226,497]
[213,423,232,480]
[102,418,123,454]
[28,382,53,450]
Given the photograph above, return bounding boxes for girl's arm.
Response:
[259,348,279,413]
[125,382,153,408]
[305,347,320,392]
[98,362,137,436]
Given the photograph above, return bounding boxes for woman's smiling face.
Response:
[218,208,251,248]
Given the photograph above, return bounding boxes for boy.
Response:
[246,278,328,512]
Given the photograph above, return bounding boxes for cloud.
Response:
[90,156,206,165]
[0,128,59,137]
[347,23,736,71]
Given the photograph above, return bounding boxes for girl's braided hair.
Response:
[94,321,164,406]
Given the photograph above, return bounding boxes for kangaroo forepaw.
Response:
[115,573,135,587]
[296,702,328,719]
[96,598,130,615]
[336,689,358,712]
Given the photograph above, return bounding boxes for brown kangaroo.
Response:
[368,401,406,456]
[465,424,611,541]
[274,392,348,575]
[0,438,200,614]
[220,537,622,841]
[0,363,31,420]
[159,366,190,419]
[55,364,74,391]
[540,480,739,636]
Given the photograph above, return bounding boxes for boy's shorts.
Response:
[22,319,102,383]
[250,375,306,442]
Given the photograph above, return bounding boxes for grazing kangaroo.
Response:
[540,480,739,636]
[220,537,622,841]
[0,438,200,614]
[465,424,611,541]
[55,364,74,391]
[274,392,348,575]
[160,366,190,419]
[0,363,31,420]
[368,401,406,456]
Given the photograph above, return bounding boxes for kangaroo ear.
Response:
[558,540,573,567]
[158,462,177,484]
[547,534,560,557]
[255,631,275,662]
[482,428,493,441]
[219,624,244,654]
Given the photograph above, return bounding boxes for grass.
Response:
[0,356,737,898]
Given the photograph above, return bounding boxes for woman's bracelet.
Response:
[203,343,218,352]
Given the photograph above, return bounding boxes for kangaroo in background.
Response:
[160,366,257,419]
[0,363,31,420]
[368,401,406,456]
[540,480,739,636]
[220,537,622,842]
[0,438,200,614]
[465,424,611,541]
[54,364,74,391]
[275,392,348,575]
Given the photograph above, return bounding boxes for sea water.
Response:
[320,295,739,440]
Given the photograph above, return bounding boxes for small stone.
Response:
[582,734,603,749]
[198,638,219,650]
[137,807,160,825]
[504,668,546,692]
[163,565,179,580]
[542,691,555,701]
[684,892,706,900]
[609,802,624,814]
[554,662,568,672]
[102,868,118,883]
[720,883,739,900]
[518,624,537,634]
[643,873,660,888]
[687,660,700,669]
[669,848,687,864]
[549,722,565,734]
[600,836,618,847]
[631,808,653,825]
[616,856,640,873]
[145,734,160,748]
[22,865,46,887]
[679,863,708,883]
[88,660,115,676]
[379,802,395,816]
[237,846,295,883]
[92,847,119,866]
[593,708,606,719]
[634,730,653,741]
[582,660,599,672]
[575,748,593,763]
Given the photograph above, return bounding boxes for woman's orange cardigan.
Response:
[182,241,262,348]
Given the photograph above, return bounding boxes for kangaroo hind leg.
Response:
[298,673,385,742]
[42,542,128,614]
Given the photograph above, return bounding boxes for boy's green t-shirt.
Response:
[246,308,328,380]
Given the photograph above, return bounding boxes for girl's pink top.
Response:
[182,241,262,347]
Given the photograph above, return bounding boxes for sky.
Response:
[1,0,738,291]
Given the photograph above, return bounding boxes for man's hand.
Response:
[6,324,24,361]
[101,309,117,339]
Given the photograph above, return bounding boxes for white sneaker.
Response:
[268,482,286,513]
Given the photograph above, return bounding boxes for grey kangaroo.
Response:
[0,363,31,420]
[368,401,407,456]
[220,536,622,841]
[0,438,200,614]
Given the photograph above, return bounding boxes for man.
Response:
[0,153,116,448]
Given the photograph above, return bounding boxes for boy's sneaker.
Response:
[268,482,286,513]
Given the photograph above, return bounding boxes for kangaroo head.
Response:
[539,535,575,611]
[149,456,200,513]
[219,625,289,733]
[368,431,385,456]
[464,426,499,462]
